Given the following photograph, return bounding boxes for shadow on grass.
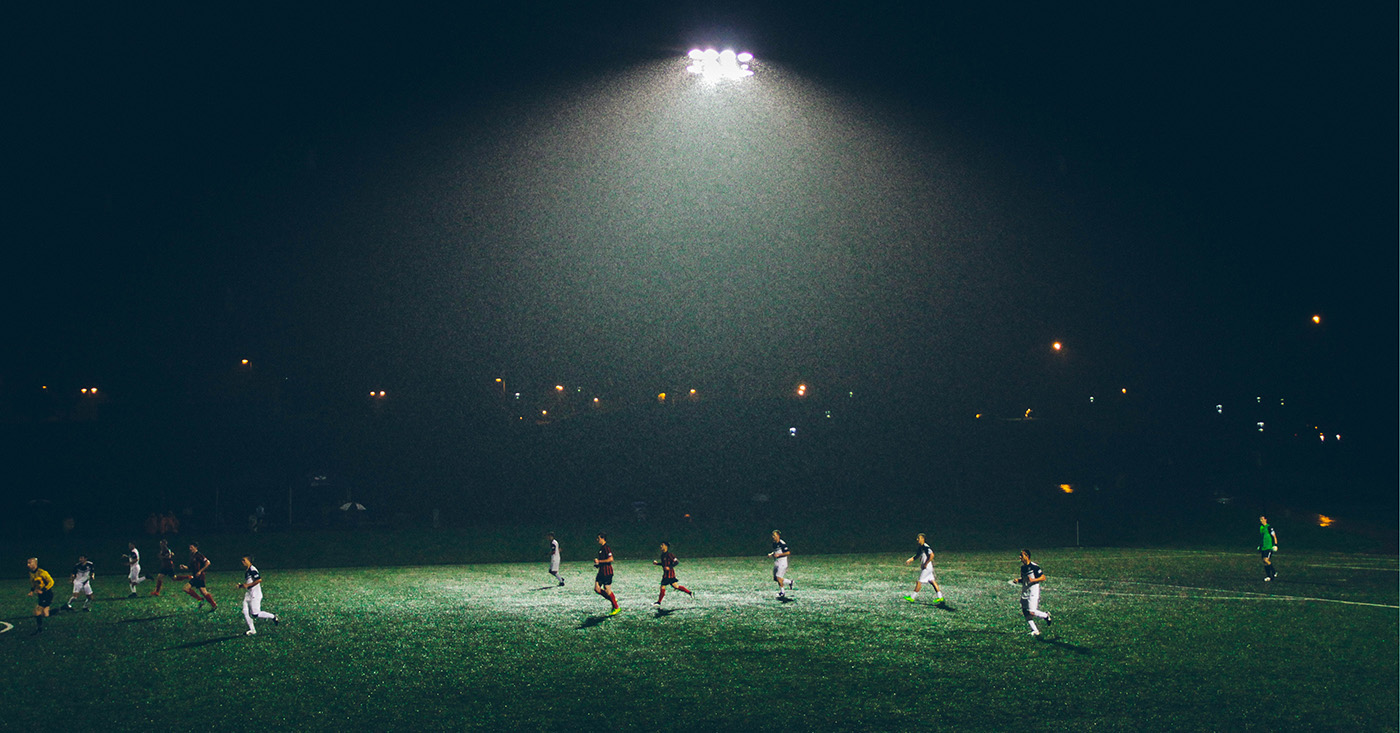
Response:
[778,597,796,604]
[654,608,680,617]
[165,635,244,651]
[934,603,959,613]
[577,614,612,629]
[528,585,563,592]
[1041,637,1092,655]
[118,614,178,624]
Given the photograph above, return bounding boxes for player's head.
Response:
[78,554,87,562]
[241,556,253,568]
[546,532,554,539]
[26,557,37,571]
[916,533,926,543]
[128,542,136,550]
[771,529,781,541]
[188,542,199,553]
[159,539,168,547]
[659,540,669,552]
[597,533,607,545]
[1259,515,1268,525]
[1019,549,1033,564]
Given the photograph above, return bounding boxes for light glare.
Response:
[686,47,754,79]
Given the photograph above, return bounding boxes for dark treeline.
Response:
[1,375,1389,551]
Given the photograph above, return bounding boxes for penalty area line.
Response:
[0,621,12,634]
[1060,588,1399,610]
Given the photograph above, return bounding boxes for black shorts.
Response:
[1260,550,1273,560]
[660,577,678,586]
[36,590,54,608]
[159,566,177,578]
[188,575,206,589]
[595,570,614,586]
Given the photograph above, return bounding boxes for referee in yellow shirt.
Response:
[26,557,55,635]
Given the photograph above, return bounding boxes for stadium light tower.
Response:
[687,48,755,79]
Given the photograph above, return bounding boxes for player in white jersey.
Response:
[65,555,95,611]
[903,533,944,604]
[236,556,280,636]
[1010,549,1052,636]
[124,542,147,597]
[546,532,564,586]
[768,530,795,599]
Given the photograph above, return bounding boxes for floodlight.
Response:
[686,47,754,79]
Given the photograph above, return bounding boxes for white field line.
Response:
[0,621,12,634]
[957,570,1400,610]
[1303,564,1399,571]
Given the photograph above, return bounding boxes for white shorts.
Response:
[243,588,264,610]
[773,558,788,579]
[1020,584,1041,612]
[918,565,937,585]
[128,565,141,582]
[550,556,561,573]
[73,580,92,595]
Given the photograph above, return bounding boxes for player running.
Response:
[546,532,564,586]
[65,555,95,612]
[652,540,694,607]
[768,530,795,599]
[593,533,620,616]
[1258,516,1279,581]
[152,539,177,596]
[26,557,55,635]
[903,533,944,604]
[1010,549,1052,637]
[181,542,217,611]
[125,542,147,597]
[236,556,280,636]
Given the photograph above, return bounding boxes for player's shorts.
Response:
[1020,584,1041,614]
[549,557,561,573]
[773,558,788,579]
[1259,550,1273,560]
[660,576,678,586]
[918,565,937,584]
[188,575,207,589]
[36,590,54,608]
[159,565,177,578]
[128,565,142,581]
[595,569,614,586]
[73,580,92,595]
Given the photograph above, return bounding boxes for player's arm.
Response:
[1271,529,1278,548]
[240,578,263,590]
[198,558,211,575]
[1026,570,1044,585]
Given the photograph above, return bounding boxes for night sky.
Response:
[8,4,1396,435]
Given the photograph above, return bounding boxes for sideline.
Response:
[1059,584,1399,610]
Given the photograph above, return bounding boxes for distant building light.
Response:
[1121,388,1127,395]
[1318,433,1325,442]
[1216,404,1223,414]
[1312,315,1321,324]
[788,427,797,437]
[658,393,667,402]
[1052,342,1062,351]
[1257,422,1265,432]
[1089,396,1095,403]
[1280,398,1285,406]
[1059,484,1074,494]
[555,385,564,393]
[241,359,250,366]
[1335,434,1342,441]
[1318,514,1335,527]
[513,393,520,399]
[796,384,807,397]
[824,411,832,419]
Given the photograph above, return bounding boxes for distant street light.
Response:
[1052,342,1062,351]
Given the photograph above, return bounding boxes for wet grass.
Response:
[1,548,1394,731]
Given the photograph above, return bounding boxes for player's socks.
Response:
[1027,620,1039,634]
[677,585,692,595]
[607,592,618,609]
[657,588,667,603]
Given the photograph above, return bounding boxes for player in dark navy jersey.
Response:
[768,530,794,599]
[1010,549,1052,637]
[903,533,945,604]
[652,541,694,607]
[593,534,620,615]
[181,543,217,611]
[65,555,95,611]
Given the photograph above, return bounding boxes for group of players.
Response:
[23,516,1281,640]
[23,539,278,637]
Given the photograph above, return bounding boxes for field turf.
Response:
[2,548,1395,731]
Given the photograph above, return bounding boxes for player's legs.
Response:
[242,595,257,633]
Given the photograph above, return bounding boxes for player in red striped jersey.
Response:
[593,534,620,616]
[652,541,693,607]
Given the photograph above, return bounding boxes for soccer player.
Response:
[65,555,95,612]
[26,557,55,634]
[152,539,177,596]
[124,542,147,597]
[182,542,217,611]
[1259,516,1279,581]
[768,530,794,599]
[903,533,944,604]
[593,533,620,615]
[652,540,693,607]
[1011,549,1052,637]
[546,532,564,586]
[236,556,280,636]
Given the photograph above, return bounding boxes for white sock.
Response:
[1028,620,1039,633]
[910,591,919,598]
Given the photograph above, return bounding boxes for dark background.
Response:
[3,3,1394,543]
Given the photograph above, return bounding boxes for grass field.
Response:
[2,548,1395,732]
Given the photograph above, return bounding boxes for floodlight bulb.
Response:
[688,49,704,59]
[719,49,737,65]
[737,52,753,63]
[702,48,719,60]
